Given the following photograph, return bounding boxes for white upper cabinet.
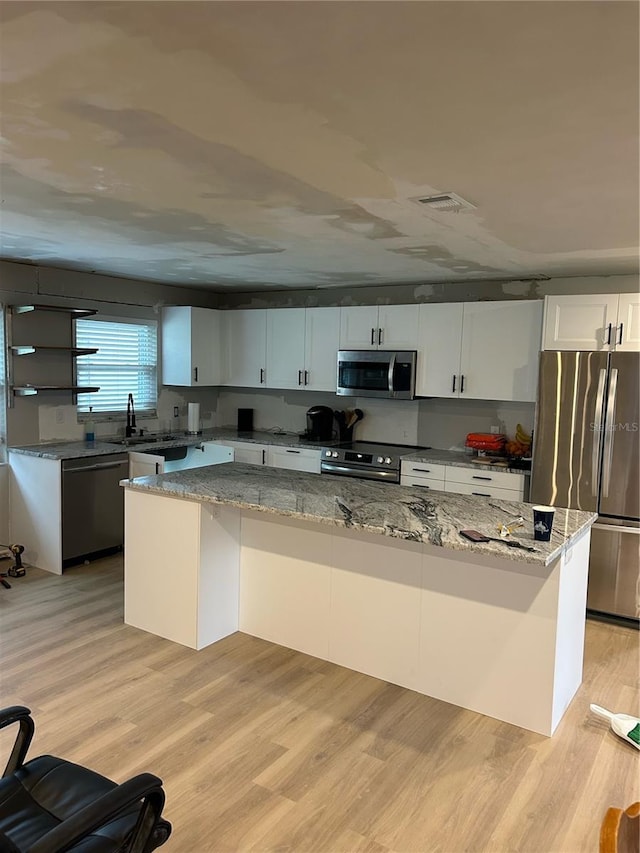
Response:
[416,303,464,398]
[339,305,419,350]
[459,300,543,402]
[304,307,340,392]
[542,293,639,352]
[162,306,220,386]
[417,300,543,402]
[339,306,380,349]
[266,309,306,389]
[264,307,340,391]
[614,293,640,352]
[221,309,267,387]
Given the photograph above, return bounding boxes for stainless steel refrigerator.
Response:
[531,351,639,624]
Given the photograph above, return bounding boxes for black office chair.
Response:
[0,706,171,852]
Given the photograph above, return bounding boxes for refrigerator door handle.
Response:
[592,368,607,496]
[601,368,618,498]
[592,522,640,535]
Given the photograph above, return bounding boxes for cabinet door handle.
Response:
[412,467,432,473]
[298,370,303,385]
[155,462,160,474]
[472,491,491,497]
[304,370,309,385]
[413,483,430,489]
[262,449,266,464]
[618,323,624,345]
[260,368,265,384]
[194,366,198,382]
[371,328,375,345]
[286,449,301,454]
[460,375,465,393]
[472,475,492,481]
[452,374,456,393]
[606,323,613,345]
[378,328,383,345]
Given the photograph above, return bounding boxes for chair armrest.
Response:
[0,707,34,777]
[28,773,166,853]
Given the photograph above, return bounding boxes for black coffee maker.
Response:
[305,406,335,442]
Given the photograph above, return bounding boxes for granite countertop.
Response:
[7,428,336,460]
[400,448,531,475]
[122,463,595,566]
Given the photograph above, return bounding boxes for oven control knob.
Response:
[325,450,332,457]
[332,451,339,458]
[385,457,392,464]
[377,456,384,463]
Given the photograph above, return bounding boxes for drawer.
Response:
[268,446,321,473]
[443,482,524,501]
[401,461,447,480]
[400,475,446,491]
[445,466,526,491]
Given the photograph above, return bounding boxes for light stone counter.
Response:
[8,428,336,460]
[122,463,594,567]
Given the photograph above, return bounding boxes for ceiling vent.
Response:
[413,192,476,212]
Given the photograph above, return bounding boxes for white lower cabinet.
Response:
[217,441,268,466]
[400,462,447,492]
[401,460,526,501]
[267,446,321,473]
[129,451,164,478]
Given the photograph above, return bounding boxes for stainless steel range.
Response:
[320,441,430,483]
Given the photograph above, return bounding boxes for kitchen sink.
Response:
[121,434,184,446]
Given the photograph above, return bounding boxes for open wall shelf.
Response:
[6,304,100,407]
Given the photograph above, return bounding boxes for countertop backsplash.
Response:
[416,398,536,452]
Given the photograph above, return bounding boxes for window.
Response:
[75,316,158,416]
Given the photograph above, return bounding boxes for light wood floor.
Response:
[0,554,638,853]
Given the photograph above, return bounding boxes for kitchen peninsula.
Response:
[123,463,595,736]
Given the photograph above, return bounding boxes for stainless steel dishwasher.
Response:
[61,454,129,566]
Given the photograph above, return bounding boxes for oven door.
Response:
[337,351,416,399]
[321,460,400,483]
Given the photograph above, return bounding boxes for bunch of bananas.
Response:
[505,424,532,458]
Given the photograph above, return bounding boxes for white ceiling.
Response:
[1,1,638,292]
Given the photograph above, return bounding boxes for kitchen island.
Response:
[123,464,595,735]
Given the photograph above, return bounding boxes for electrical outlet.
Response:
[55,408,65,424]
[173,406,179,417]
[490,425,500,434]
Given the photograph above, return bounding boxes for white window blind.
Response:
[75,317,158,415]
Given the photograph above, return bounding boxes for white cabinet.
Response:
[416,300,542,403]
[617,293,640,351]
[400,459,526,501]
[445,466,525,500]
[267,446,321,473]
[216,440,268,466]
[129,451,164,478]
[400,461,447,492]
[162,306,221,386]
[304,307,340,391]
[340,305,419,350]
[222,310,267,387]
[458,300,543,403]
[266,308,306,389]
[542,293,640,352]
[416,303,464,398]
[263,307,340,392]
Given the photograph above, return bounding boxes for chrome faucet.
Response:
[125,393,137,437]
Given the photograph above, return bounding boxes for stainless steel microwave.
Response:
[337,350,417,399]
